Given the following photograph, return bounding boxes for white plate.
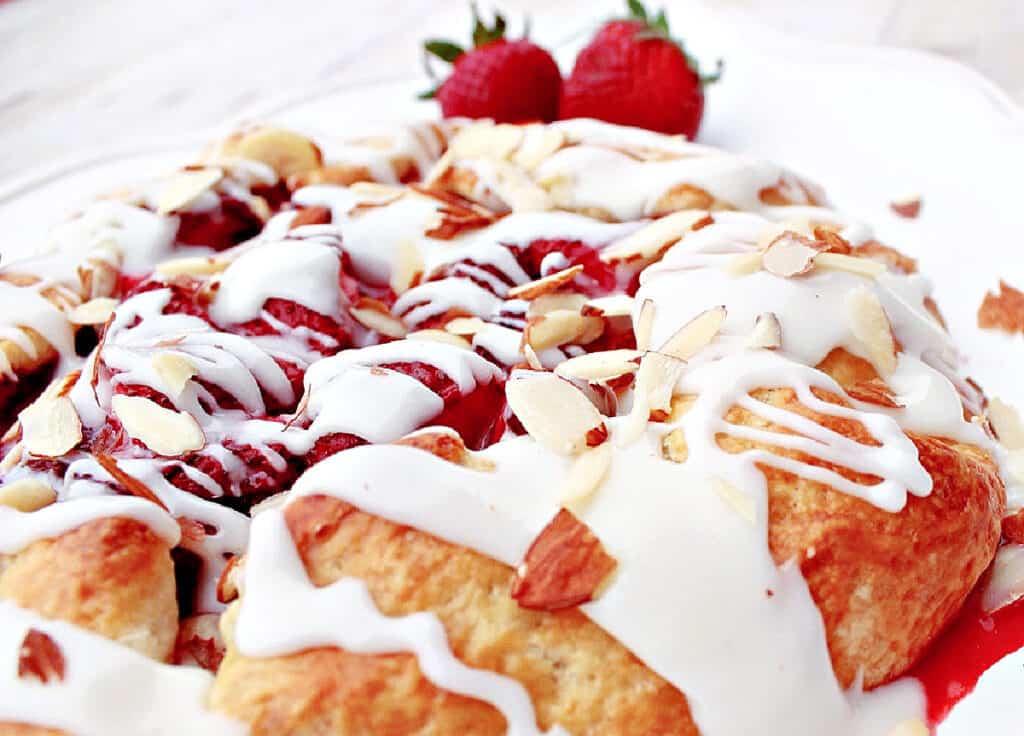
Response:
[1,2,1021,730]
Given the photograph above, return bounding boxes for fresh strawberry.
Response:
[560,0,721,139]
[421,6,561,123]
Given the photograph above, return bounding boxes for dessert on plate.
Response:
[0,116,1022,736]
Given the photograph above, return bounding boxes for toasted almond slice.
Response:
[762,231,822,277]
[232,127,321,177]
[600,210,709,264]
[68,297,118,326]
[988,398,1024,450]
[528,292,587,317]
[490,160,553,212]
[981,543,1024,614]
[508,265,584,300]
[524,311,604,352]
[0,478,56,512]
[815,252,886,278]
[748,312,782,350]
[755,219,813,250]
[155,256,230,278]
[512,126,566,170]
[636,351,687,414]
[522,343,544,370]
[886,719,929,736]
[445,316,487,336]
[407,329,471,349]
[560,442,613,507]
[661,428,688,463]
[151,352,198,398]
[660,306,726,360]
[349,181,406,201]
[450,122,525,160]
[111,395,205,456]
[890,196,922,220]
[349,302,408,338]
[555,349,641,382]
[390,240,423,295]
[0,442,23,472]
[711,476,755,524]
[634,298,655,352]
[19,396,82,458]
[723,251,763,276]
[583,294,634,318]
[846,286,898,376]
[156,168,223,215]
[17,629,65,684]
[506,373,606,455]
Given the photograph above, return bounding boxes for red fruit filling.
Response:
[175,197,265,251]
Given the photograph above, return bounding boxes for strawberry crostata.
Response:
[0,118,1022,736]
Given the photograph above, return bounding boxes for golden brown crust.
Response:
[0,724,64,736]
[211,495,696,736]
[0,517,178,661]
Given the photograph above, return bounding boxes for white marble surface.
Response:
[0,0,1021,181]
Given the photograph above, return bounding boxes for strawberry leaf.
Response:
[627,0,649,23]
[471,3,508,47]
[424,40,465,63]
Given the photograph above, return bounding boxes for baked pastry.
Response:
[0,118,1015,736]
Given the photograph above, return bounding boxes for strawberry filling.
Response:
[174,197,265,251]
[515,239,618,295]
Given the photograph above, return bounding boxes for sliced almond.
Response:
[349,300,408,338]
[155,256,229,278]
[156,168,223,215]
[68,297,118,326]
[0,478,56,512]
[19,396,82,458]
[583,294,634,318]
[988,398,1024,450]
[524,311,604,352]
[560,442,613,507]
[444,316,487,337]
[522,343,544,370]
[151,352,198,398]
[449,122,525,160]
[762,231,822,277]
[815,252,886,278]
[506,373,607,455]
[981,543,1024,614]
[407,329,471,349]
[846,286,898,377]
[390,239,423,295]
[890,196,922,220]
[528,292,587,317]
[660,306,726,360]
[507,265,583,300]
[636,351,687,414]
[512,126,566,170]
[661,428,688,463]
[555,349,641,382]
[723,251,763,276]
[111,394,205,456]
[747,312,782,350]
[231,127,321,177]
[634,298,656,352]
[600,210,709,264]
[711,476,756,524]
[886,720,928,736]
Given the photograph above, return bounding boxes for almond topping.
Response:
[155,256,229,278]
[523,311,604,352]
[444,316,487,336]
[507,265,584,300]
[560,442,613,508]
[978,280,1024,334]
[988,398,1024,450]
[846,378,904,408]
[747,312,782,350]
[887,719,929,736]
[723,251,763,276]
[634,298,656,352]
[522,343,544,370]
[18,629,65,684]
[231,127,322,177]
[111,394,205,456]
[711,476,756,524]
[151,352,198,398]
[216,556,242,604]
[890,196,922,219]
[636,351,687,414]
[390,240,423,295]
[762,231,823,277]
[583,294,634,318]
[19,396,82,458]
[511,508,617,611]
[512,126,566,170]
[980,543,1024,614]
[0,478,56,512]
[555,349,641,382]
[349,301,408,338]
[156,168,223,215]
[846,286,898,376]
[449,122,525,160]
[506,373,607,455]
[395,430,495,471]
[68,297,118,326]
[407,329,471,349]
[660,306,726,360]
[94,454,166,508]
[815,252,886,278]
[527,292,587,317]
[600,210,709,264]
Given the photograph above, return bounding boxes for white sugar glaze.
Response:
[0,601,245,736]
[0,281,75,376]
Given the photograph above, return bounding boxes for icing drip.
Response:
[0,601,245,736]
[0,281,75,374]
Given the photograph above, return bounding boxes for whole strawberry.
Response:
[560,0,721,139]
[421,6,561,123]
